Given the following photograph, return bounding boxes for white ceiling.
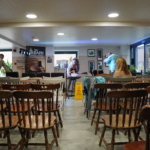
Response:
[0,0,150,48]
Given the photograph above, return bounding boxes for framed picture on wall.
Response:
[97,61,103,70]
[87,49,95,57]
[104,54,109,67]
[88,60,95,73]
[97,49,103,60]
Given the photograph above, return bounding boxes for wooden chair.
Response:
[124,105,150,150]
[13,91,58,150]
[119,82,150,110]
[20,79,37,84]
[136,75,150,78]
[0,78,20,84]
[31,83,63,129]
[109,77,134,83]
[39,78,66,105]
[1,84,33,113]
[99,89,148,150]
[91,83,123,135]
[0,90,21,149]
[96,73,110,76]
[124,82,150,89]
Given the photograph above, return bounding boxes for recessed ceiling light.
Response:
[33,39,39,41]
[108,13,119,18]
[26,14,37,19]
[91,38,97,41]
[57,33,64,35]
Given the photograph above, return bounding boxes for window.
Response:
[135,44,144,72]
[130,37,150,73]
[145,44,150,72]
[54,51,78,69]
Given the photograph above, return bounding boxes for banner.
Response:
[74,82,84,100]
[25,46,46,73]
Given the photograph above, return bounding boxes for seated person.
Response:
[113,58,132,78]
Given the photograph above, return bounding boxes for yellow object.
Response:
[74,82,84,100]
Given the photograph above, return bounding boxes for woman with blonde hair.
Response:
[113,58,132,78]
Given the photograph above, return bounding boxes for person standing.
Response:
[104,53,121,76]
[67,58,80,95]
[0,54,11,72]
[67,58,80,75]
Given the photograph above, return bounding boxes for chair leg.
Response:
[91,109,96,126]
[99,125,106,146]
[133,128,138,141]
[95,110,101,135]
[52,126,58,146]
[111,129,116,150]
[5,130,12,150]
[56,110,63,128]
[44,130,49,150]
[128,130,132,142]
[55,119,59,138]
[19,128,26,150]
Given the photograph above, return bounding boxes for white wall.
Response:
[119,45,130,64]
[45,45,54,73]
[11,45,130,77]
[12,47,26,77]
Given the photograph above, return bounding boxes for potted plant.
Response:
[144,71,150,75]
[130,66,136,76]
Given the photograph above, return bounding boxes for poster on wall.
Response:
[88,60,95,73]
[97,49,103,60]
[25,46,46,73]
[97,61,103,70]
[47,56,52,63]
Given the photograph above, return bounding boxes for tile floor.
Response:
[0,97,146,150]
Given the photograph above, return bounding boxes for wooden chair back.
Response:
[31,83,60,109]
[0,78,20,84]
[96,73,110,76]
[136,75,150,78]
[39,78,65,95]
[124,82,150,89]
[106,89,147,128]
[2,84,32,112]
[94,83,123,109]
[2,83,31,91]
[0,90,15,128]
[13,91,53,129]
[109,77,134,83]
[20,80,37,84]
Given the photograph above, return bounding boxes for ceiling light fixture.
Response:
[91,38,97,41]
[108,13,119,18]
[33,38,39,41]
[26,14,37,19]
[57,33,64,36]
